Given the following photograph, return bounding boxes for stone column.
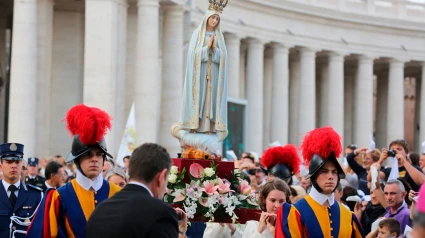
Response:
[84,0,127,156]
[225,33,241,99]
[270,43,289,145]
[50,11,85,155]
[0,15,6,142]
[246,39,264,154]
[9,0,37,155]
[327,52,344,138]
[317,59,328,127]
[160,4,184,157]
[376,72,388,149]
[344,68,355,145]
[263,48,273,149]
[354,55,374,147]
[125,11,137,116]
[386,59,405,143]
[36,0,54,157]
[113,2,128,156]
[298,47,316,142]
[289,53,300,145]
[135,0,160,144]
[239,43,247,99]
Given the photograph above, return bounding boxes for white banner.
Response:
[116,103,137,167]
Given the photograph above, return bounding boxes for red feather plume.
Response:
[261,144,301,174]
[300,126,342,166]
[64,104,112,145]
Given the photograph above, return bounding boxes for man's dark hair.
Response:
[123,155,130,162]
[45,161,63,180]
[341,186,358,211]
[129,143,171,183]
[408,153,419,166]
[379,218,400,236]
[389,139,409,154]
[346,144,357,151]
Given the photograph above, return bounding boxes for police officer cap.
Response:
[27,157,39,166]
[0,143,24,160]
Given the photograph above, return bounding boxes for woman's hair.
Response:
[258,178,290,211]
[368,149,381,162]
[105,168,129,182]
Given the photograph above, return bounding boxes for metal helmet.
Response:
[305,152,346,180]
[261,144,301,184]
[66,135,112,163]
[64,104,113,164]
[300,127,345,193]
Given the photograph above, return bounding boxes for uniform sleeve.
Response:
[351,213,365,238]
[277,203,302,238]
[26,189,59,238]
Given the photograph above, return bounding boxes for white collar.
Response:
[45,181,55,189]
[75,169,104,191]
[309,185,335,206]
[28,175,37,179]
[2,180,21,191]
[128,181,153,197]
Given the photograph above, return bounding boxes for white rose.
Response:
[170,166,179,175]
[204,168,215,177]
[168,174,178,184]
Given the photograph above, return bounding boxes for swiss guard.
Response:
[260,144,301,185]
[27,104,121,237]
[0,143,43,238]
[25,157,46,189]
[276,126,364,238]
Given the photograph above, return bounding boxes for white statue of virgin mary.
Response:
[171,0,229,155]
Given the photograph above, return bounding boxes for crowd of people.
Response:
[0,104,424,238]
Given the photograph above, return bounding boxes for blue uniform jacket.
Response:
[0,181,43,238]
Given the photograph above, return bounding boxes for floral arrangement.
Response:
[165,162,258,223]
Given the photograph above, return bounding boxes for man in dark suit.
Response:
[25,157,45,189]
[0,143,43,238]
[86,143,188,238]
[40,161,65,192]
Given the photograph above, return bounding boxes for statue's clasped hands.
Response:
[208,35,215,49]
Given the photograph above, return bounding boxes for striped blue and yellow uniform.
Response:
[27,179,120,238]
[277,195,365,238]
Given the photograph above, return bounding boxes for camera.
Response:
[387,149,396,157]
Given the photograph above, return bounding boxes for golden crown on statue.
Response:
[208,0,228,13]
